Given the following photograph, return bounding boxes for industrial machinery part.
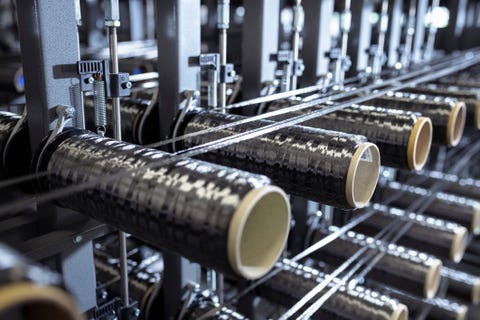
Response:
[355,204,468,262]
[84,96,158,145]
[396,169,480,201]
[268,102,432,170]
[0,243,82,320]
[0,111,30,180]
[34,129,291,280]
[366,280,468,320]
[366,92,466,146]
[177,110,380,209]
[402,86,480,129]
[256,259,408,320]
[375,181,480,234]
[0,62,24,93]
[310,227,442,298]
[441,266,480,305]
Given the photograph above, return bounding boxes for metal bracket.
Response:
[219,64,236,83]
[77,59,131,97]
[271,51,305,77]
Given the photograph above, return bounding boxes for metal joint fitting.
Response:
[217,0,230,29]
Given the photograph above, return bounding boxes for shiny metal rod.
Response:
[105,0,128,307]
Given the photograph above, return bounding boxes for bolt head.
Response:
[123,82,132,89]
[73,235,83,243]
[86,77,94,84]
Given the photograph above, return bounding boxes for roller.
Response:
[94,256,162,320]
[34,129,291,280]
[396,169,480,201]
[0,111,30,179]
[375,181,480,235]
[177,110,381,209]
[402,86,480,129]
[355,204,468,262]
[0,243,83,320]
[256,259,408,320]
[366,280,468,320]
[441,267,480,305]
[366,92,466,146]
[267,101,432,170]
[84,96,158,145]
[310,226,442,298]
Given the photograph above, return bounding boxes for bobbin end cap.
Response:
[424,259,442,298]
[227,185,291,280]
[345,142,381,208]
[0,283,83,320]
[456,304,468,320]
[389,303,408,320]
[407,117,432,170]
[446,102,466,146]
[472,204,480,235]
[472,278,480,304]
[475,100,480,129]
[450,226,468,263]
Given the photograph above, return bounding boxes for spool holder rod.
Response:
[105,0,130,311]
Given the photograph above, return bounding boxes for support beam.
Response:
[386,0,403,67]
[412,0,428,63]
[347,0,374,76]
[241,0,279,100]
[302,0,334,85]
[155,0,201,140]
[16,0,80,150]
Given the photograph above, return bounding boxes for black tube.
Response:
[441,267,480,305]
[35,129,290,280]
[0,243,82,320]
[178,110,381,209]
[402,86,480,129]
[355,204,468,262]
[0,111,30,180]
[396,169,480,201]
[267,102,432,170]
[256,260,408,320]
[375,181,480,235]
[366,92,466,146]
[310,227,442,298]
[84,96,159,145]
[366,280,468,320]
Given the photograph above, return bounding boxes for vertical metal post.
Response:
[15,0,97,312]
[424,0,440,61]
[438,0,468,53]
[155,0,201,140]
[412,0,428,64]
[347,0,373,76]
[16,0,80,149]
[372,0,389,75]
[129,0,144,41]
[155,1,202,317]
[290,0,303,90]
[218,0,229,113]
[401,0,417,68]
[386,0,403,67]
[242,0,279,101]
[302,0,334,85]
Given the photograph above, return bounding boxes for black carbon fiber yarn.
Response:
[355,204,468,262]
[178,110,380,209]
[257,259,408,320]
[310,226,442,298]
[441,267,480,304]
[84,96,159,145]
[375,181,480,235]
[35,129,290,280]
[402,86,480,129]
[396,169,480,201]
[0,111,20,176]
[267,102,432,170]
[0,111,30,179]
[367,92,466,146]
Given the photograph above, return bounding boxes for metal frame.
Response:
[241,0,280,102]
[347,0,374,75]
[302,0,334,85]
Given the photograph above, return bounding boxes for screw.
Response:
[86,77,94,84]
[122,81,132,89]
[73,235,83,244]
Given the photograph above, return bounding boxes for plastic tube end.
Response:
[424,258,442,298]
[407,117,432,170]
[450,226,468,263]
[389,303,408,320]
[447,102,466,146]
